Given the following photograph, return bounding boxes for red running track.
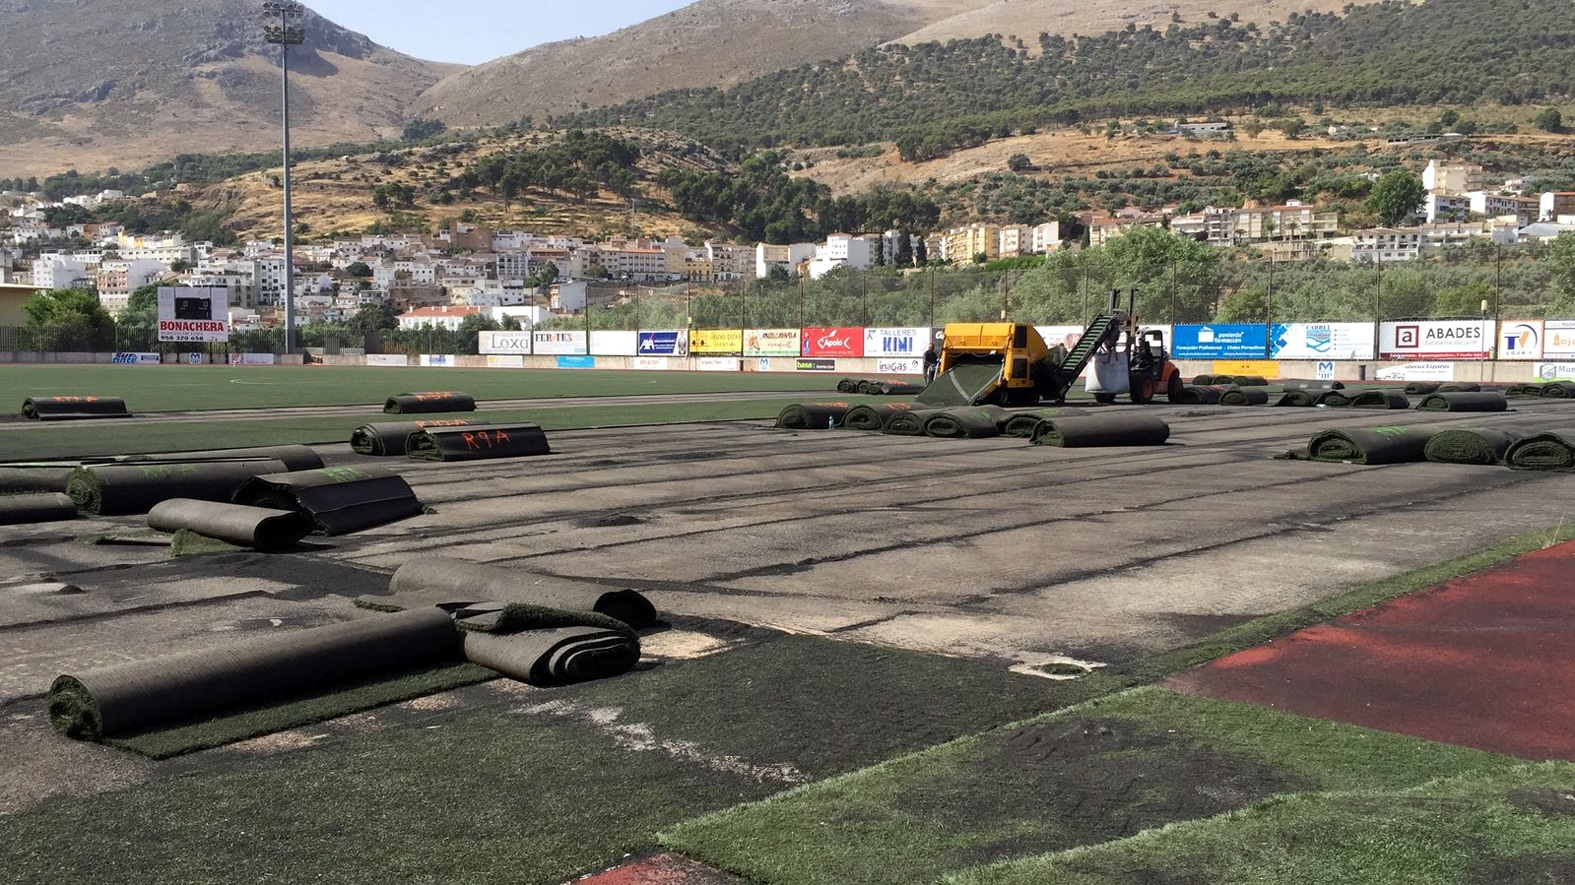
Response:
[575,854,742,885]
[1165,539,1575,761]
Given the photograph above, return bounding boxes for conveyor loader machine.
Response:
[915,289,1181,407]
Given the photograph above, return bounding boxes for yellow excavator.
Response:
[916,290,1181,407]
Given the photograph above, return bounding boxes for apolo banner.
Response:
[802,327,863,358]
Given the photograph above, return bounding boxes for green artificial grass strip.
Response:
[106,662,497,759]
[168,528,245,557]
[660,687,1521,885]
[354,597,634,637]
[947,762,1575,885]
[0,397,879,461]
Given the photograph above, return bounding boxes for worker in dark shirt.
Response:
[922,344,939,382]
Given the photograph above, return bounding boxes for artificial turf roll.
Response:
[1031,414,1171,447]
[1403,382,1443,395]
[0,467,74,494]
[1504,432,1575,471]
[1001,409,1068,438]
[405,423,551,462]
[836,378,859,393]
[1304,426,1440,464]
[775,402,851,429]
[1220,387,1270,406]
[1231,375,1269,386]
[230,465,423,535]
[1281,379,1345,390]
[1435,382,1482,393]
[460,628,641,686]
[389,557,658,630]
[842,403,925,431]
[21,396,131,421]
[1190,374,1229,385]
[1540,381,1575,398]
[147,499,316,551]
[923,406,1009,439]
[351,420,471,456]
[0,492,77,525]
[68,459,290,516]
[883,408,934,435]
[873,381,925,395]
[1415,392,1509,412]
[105,446,325,472]
[1349,390,1411,409]
[1506,383,1543,397]
[1423,428,1527,465]
[1171,385,1231,405]
[383,391,477,414]
[47,607,461,740]
[1273,390,1319,407]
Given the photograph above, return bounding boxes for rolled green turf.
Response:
[842,403,925,432]
[1171,385,1229,405]
[68,459,289,516]
[1220,387,1269,406]
[0,466,74,494]
[0,492,77,525]
[1423,428,1526,465]
[1190,374,1229,385]
[48,608,461,740]
[147,499,316,551]
[406,423,551,462]
[775,402,851,429]
[1503,432,1575,471]
[1403,381,1443,395]
[1315,390,1353,407]
[1349,390,1411,409]
[106,446,324,472]
[1436,382,1482,393]
[1002,409,1067,438]
[351,420,471,456]
[873,381,925,395]
[21,395,131,421]
[882,409,933,435]
[836,378,859,393]
[1415,392,1508,412]
[460,627,640,686]
[1506,383,1543,397]
[1273,390,1318,407]
[1539,380,1575,398]
[383,391,477,414]
[1231,375,1269,386]
[1031,414,1171,447]
[923,406,1008,439]
[229,465,424,535]
[388,557,658,630]
[1304,426,1439,464]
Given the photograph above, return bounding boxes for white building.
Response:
[806,234,874,279]
[1422,160,1484,194]
[755,242,815,279]
[396,304,487,331]
[33,255,94,290]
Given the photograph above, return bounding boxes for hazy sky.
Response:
[305,0,693,65]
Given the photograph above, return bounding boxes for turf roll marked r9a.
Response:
[405,423,550,462]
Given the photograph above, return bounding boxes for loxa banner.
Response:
[1497,320,1543,360]
[157,286,229,343]
[478,331,534,354]
[801,327,863,358]
[1269,323,1376,360]
[636,330,688,356]
[744,328,801,357]
[690,329,743,355]
[863,327,929,358]
[1171,324,1268,360]
[532,330,588,355]
[1379,320,1491,359]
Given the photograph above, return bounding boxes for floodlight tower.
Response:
[263,1,305,354]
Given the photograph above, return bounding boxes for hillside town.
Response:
[4,158,1575,332]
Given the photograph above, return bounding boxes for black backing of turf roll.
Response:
[107,446,324,472]
[1281,379,1345,391]
[231,465,423,535]
[874,381,925,395]
[460,628,641,686]
[389,557,657,630]
[147,499,316,551]
[20,396,131,421]
[775,402,851,429]
[1171,385,1231,405]
[1403,381,1443,395]
[1002,409,1068,438]
[1435,382,1482,393]
[1350,390,1411,409]
[383,391,477,414]
[1315,390,1353,407]
[1031,414,1171,447]
[1416,392,1509,412]
[351,420,472,456]
[1504,432,1575,471]
[406,423,550,462]
[0,492,77,525]
[1274,390,1319,407]
[47,607,460,741]
[1220,387,1270,406]
[0,466,74,494]
[1424,428,1527,465]
[68,459,290,517]
[923,406,1008,439]
[1540,381,1575,398]
[843,403,924,431]
[1305,426,1439,464]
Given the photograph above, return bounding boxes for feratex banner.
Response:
[1269,323,1376,360]
[801,326,863,358]
[863,327,929,358]
[636,330,689,357]
[1543,320,1575,360]
[478,331,534,354]
[689,329,743,355]
[532,330,588,355]
[590,330,639,356]
[156,286,229,342]
[1379,320,1491,359]
[1497,320,1543,360]
[1171,324,1268,360]
[744,328,802,357]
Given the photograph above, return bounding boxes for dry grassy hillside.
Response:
[895,0,1358,46]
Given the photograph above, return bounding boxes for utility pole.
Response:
[1000,270,1009,321]
[263,1,304,355]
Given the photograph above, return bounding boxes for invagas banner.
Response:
[802,327,863,358]
[863,327,928,358]
[636,330,689,356]
[1269,323,1376,360]
[744,328,801,356]
[1379,320,1490,359]
[157,286,229,342]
